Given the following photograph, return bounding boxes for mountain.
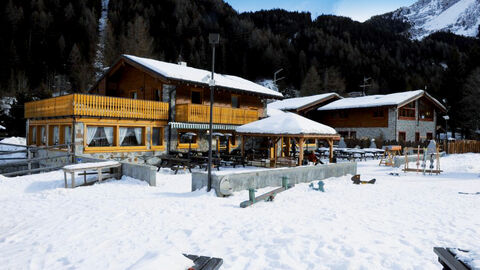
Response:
[389,0,480,39]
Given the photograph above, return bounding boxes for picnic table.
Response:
[62,161,122,188]
[156,155,193,174]
[363,148,385,159]
[434,247,470,270]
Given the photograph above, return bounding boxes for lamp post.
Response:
[208,33,220,192]
[443,115,449,141]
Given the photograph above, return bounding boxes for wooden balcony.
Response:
[25,94,169,120]
[175,104,259,125]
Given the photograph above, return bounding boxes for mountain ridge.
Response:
[384,0,480,39]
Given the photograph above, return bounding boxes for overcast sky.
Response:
[224,0,417,22]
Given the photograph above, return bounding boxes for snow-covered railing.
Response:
[25,94,169,121]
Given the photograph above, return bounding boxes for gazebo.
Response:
[236,112,340,166]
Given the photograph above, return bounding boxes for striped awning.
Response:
[169,122,239,130]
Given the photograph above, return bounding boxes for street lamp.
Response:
[207,33,220,192]
[443,115,449,140]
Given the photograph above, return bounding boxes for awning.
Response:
[169,122,238,131]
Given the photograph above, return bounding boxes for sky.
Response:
[224,0,417,22]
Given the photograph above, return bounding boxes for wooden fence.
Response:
[443,140,480,154]
[0,142,73,176]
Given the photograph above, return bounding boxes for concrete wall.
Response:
[192,162,357,197]
[76,155,157,186]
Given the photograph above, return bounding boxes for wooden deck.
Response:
[175,103,259,125]
[25,94,169,120]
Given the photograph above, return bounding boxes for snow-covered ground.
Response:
[1,154,480,269]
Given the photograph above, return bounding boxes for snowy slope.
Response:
[390,0,480,39]
[1,155,480,269]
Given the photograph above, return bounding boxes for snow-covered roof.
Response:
[266,108,285,117]
[236,112,338,136]
[268,93,341,111]
[318,90,446,111]
[122,55,283,99]
[0,125,5,130]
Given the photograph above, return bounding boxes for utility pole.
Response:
[207,33,220,192]
[359,76,371,96]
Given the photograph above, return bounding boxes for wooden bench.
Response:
[433,247,470,270]
[62,161,122,188]
[183,254,223,270]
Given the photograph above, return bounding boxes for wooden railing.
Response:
[25,94,169,120]
[444,140,480,154]
[175,104,259,125]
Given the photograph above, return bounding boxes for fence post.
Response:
[27,146,32,175]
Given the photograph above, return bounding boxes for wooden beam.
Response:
[328,139,334,163]
[241,135,245,158]
[298,138,304,166]
[286,137,290,157]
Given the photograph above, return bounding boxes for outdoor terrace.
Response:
[175,103,259,125]
[24,94,169,120]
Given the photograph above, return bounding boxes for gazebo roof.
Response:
[236,112,338,138]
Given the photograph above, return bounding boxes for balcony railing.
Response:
[175,103,259,125]
[25,94,169,120]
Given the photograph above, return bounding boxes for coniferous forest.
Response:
[1,0,480,137]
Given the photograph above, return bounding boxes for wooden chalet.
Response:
[315,90,446,142]
[24,54,283,162]
[267,93,341,118]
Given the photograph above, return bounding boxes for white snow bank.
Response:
[268,93,340,111]
[1,155,480,269]
[236,112,337,135]
[123,55,283,98]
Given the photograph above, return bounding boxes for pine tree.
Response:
[300,66,321,96]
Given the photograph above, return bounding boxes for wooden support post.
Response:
[298,138,304,166]
[98,168,103,183]
[83,170,87,184]
[64,171,67,188]
[27,146,31,175]
[71,172,75,188]
[286,137,290,157]
[241,135,245,158]
[328,139,334,163]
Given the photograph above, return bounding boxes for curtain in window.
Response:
[41,126,46,144]
[133,128,142,145]
[104,127,114,145]
[87,126,98,145]
[119,127,128,145]
[31,127,37,144]
[53,126,59,145]
[64,126,71,144]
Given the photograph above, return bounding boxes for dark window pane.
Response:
[191,91,202,104]
[152,127,162,146]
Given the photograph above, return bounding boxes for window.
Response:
[191,90,202,104]
[419,99,434,121]
[373,108,384,118]
[339,131,348,138]
[152,127,163,146]
[120,127,144,146]
[219,136,229,148]
[231,95,240,108]
[399,101,416,119]
[30,126,37,145]
[49,126,60,145]
[154,89,162,102]
[131,91,138,99]
[87,126,114,147]
[64,126,71,144]
[40,126,47,145]
[426,132,433,141]
[415,132,420,142]
[178,131,197,149]
[398,131,406,142]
